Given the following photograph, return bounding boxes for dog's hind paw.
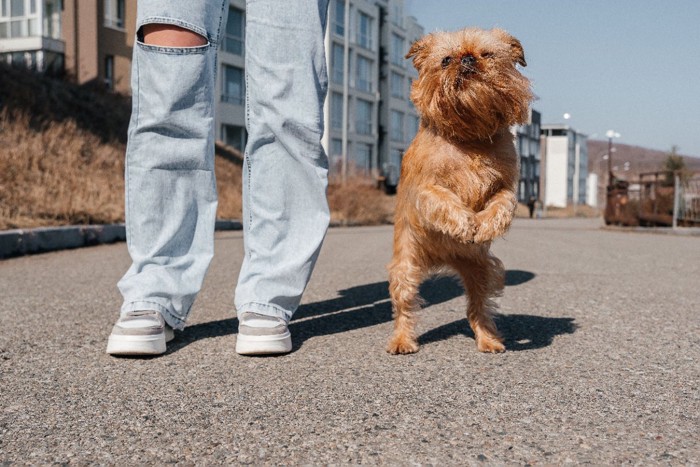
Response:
[476,335,506,353]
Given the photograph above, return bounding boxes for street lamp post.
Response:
[605,130,621,188]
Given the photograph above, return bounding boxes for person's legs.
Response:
[116,0,228,332]
[235,0,331,325]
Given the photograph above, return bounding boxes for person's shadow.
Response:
[167,270,577,354]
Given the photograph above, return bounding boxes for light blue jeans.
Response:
[118,0,331,330]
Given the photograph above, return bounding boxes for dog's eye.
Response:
[441,56,453,68]
[481,52,495,59]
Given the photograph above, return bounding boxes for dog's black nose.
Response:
[461,54,476,67]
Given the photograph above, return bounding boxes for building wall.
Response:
[541,125,589,208]
[216,0,247,151]
[0,0,65,73]
[1,0,423,172]
[323,0,382,177]
[377,4,422,187]
[586,173,598,207]
[62,0,134,92]
[97,1,135,94]
[515,109,541,202]
[321,0,422,182]
[544,136,569,208]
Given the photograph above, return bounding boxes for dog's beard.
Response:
[416,67,531,142]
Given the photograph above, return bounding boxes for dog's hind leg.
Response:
[387,253,424,354]
[453,251,506,353]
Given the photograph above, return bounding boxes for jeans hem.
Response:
[121,300,187,330]
[235,302,292,323]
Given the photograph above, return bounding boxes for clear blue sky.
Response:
[405,0,700,157]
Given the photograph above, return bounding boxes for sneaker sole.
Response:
[235,331,292,355]
[106,334,166,355]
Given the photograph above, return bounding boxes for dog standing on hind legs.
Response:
[387,28,533,354]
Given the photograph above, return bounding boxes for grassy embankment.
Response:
[0,64,391,230]
[0,64,597,231]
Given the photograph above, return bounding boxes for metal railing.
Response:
[674,174,700,227]
[605,171,700,228]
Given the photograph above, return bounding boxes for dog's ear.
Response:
[493,29,527,67]
[406,34,434,71]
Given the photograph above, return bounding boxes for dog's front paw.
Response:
[449,212,477,244]
[387,334,419,354]
[473,207,512,243]
[457,221,478,244]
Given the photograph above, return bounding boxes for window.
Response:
[331,138,343,158]
[390,72,403,98]
[330,138,343,172]
[355,55,372,92]
[391,3,403,27]
[356,12,372,50]
[223,7,244,55]
[222,125,247,153]
[331,43,344,83]
[390,148,403,167]
[222,65,244,105]
[408,115,419,138]
[354,143,372,172]
[331,92,343,129]
[1,50,36,68]
[355,99,372,135]
[333,0,344,36]
[386,148,403,185]
[104,0,125,29]
[391,33,404,67]
[43,0,61,39]
[0,0,40,38]
[104,55,114,90]
[391,110,404,142]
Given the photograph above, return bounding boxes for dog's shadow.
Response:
[167,270,576,354]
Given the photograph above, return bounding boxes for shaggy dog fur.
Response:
[387,28,533,354]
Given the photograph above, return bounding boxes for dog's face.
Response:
[407,28,533,141]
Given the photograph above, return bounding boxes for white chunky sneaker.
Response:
[235,312,292,355]
[106,310,175,356]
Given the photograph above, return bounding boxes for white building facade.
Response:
[541,124,589,208]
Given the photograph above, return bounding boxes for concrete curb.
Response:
[601,225,700,236]
[0,220,243,260]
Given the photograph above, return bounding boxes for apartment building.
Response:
[0,0,135,94]
[540,124,589,208]
[1,0,423,185]
[217,0,246,152]
[515,109,542,203]
[321,0,422,184]
[376,0,422,188]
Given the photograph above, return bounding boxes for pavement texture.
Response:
[0,218,698,465]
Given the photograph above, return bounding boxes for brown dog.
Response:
[387,28,533,354]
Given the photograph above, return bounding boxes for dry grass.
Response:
[0,63,398,230]
[514,202,601,219]
[0,65,645,232]
[0,110,247,230]
[213,141,243,220]
[0,107,391,230]
[327,175,393,225]
[539,204,601,218]
[0,109,125,229]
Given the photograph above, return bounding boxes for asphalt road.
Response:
[1,218,698,465]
